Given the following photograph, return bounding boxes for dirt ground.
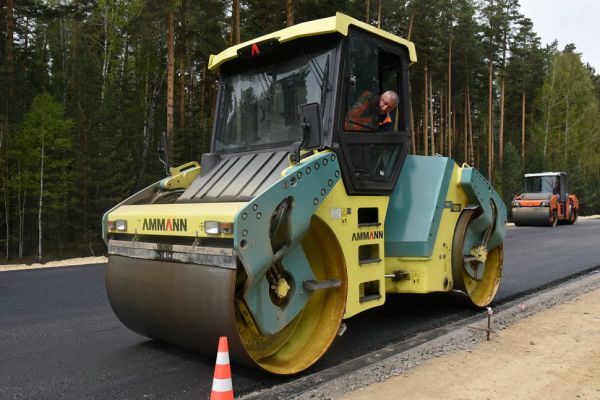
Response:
[342,286,600,400]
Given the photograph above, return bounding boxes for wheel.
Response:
[236,215,347,374]
[566,203,578,225]
[106,215,347,375]
[452,209,503,307]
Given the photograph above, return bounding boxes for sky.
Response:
[518,0,600,71]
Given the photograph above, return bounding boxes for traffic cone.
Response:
[210,336,234,400]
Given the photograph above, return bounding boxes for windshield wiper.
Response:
[320,55,331,107]
[302,50,331,106]
[256,71,274,135]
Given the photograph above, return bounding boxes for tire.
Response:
[452,209,503,307]
[566,203,578,225]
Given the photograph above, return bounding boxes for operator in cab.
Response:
[344,90,399,132]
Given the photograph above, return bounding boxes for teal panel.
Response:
[384,155,454,257]
[234,153,341,335]
[460,167,507,251]
[243,244,314,336]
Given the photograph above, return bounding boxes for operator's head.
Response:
[379,90,399,115]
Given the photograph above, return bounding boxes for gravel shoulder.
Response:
[0,256,107,271]
[291,270,600,400]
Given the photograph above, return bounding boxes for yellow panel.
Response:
[313,179,389,319]
[384,164,468,294]
[160,162,201,190]
[209,12,417,72]
[106,202,246,238]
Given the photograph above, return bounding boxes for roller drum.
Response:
[105,216,347,375]
[106,255,254,366]
[512,207,555,227]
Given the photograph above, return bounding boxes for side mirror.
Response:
[300,102,322,149]
[291,103,322,163]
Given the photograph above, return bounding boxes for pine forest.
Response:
[1,0,600,262]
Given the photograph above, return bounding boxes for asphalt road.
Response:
[1,218,599,400]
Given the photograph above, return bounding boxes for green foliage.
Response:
[530,47,600,213]
[498,141,523,210]
[15,92,76,256]
[1,0,599,260]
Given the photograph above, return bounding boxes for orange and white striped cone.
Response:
[210,336,234,400]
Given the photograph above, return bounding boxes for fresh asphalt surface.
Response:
[1,218,600,399]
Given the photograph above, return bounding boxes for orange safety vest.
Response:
[379,114,392,127]
[344,90,376,131]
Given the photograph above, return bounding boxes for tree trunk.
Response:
[407,12,415,154]
[452,101,456,158]
[407,14,414,41]
[231,0,241,45]
[179,3,186,132]
[498,23,508,170]
[467,85,474,165]
[286,0,294,27]
[429,74,435,155]
[38,138,45,260]
[543,57,558,163]
[0,1,5,61]
[376,0,382,28]
[409,97,415,154]
[199,64,207,150]
[2,0,15,113]
[17,166,25,258]
[6,0,13,65]
[187,54,195,161]
[423,65,429,156]
[100,4,112,105]
[415,124,421,154]
[463,88,468,163]
[19,190,24,258]
[521,91,526,163]
[118,21,127,90]
[440,94,445,154]
[365,0,370,23]
[179,52,185,131]
[564,86,570,167]
[59,17,68,105]
[138,49,165,186]
[167,11,175,152]
[499,73,505,169]
[3,177,9,259]
[211,81,218,120]
[487,57,493,181]
[447,32,452,158]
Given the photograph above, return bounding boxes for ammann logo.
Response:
[142,218,187,232]
[351,231,384,241]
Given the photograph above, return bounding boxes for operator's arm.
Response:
[344,90,376,131]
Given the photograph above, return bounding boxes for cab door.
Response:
[335,28,412,195]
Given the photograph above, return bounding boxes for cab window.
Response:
[344,36,405,133]
[337,29,410,195]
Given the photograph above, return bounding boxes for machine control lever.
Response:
[303,279,341,291]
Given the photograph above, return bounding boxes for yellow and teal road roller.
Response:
[102,13,506,375]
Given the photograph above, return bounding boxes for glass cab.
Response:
[211,27,412,196]
[335,28,411,195]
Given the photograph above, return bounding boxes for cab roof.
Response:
[208,12,417,72]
